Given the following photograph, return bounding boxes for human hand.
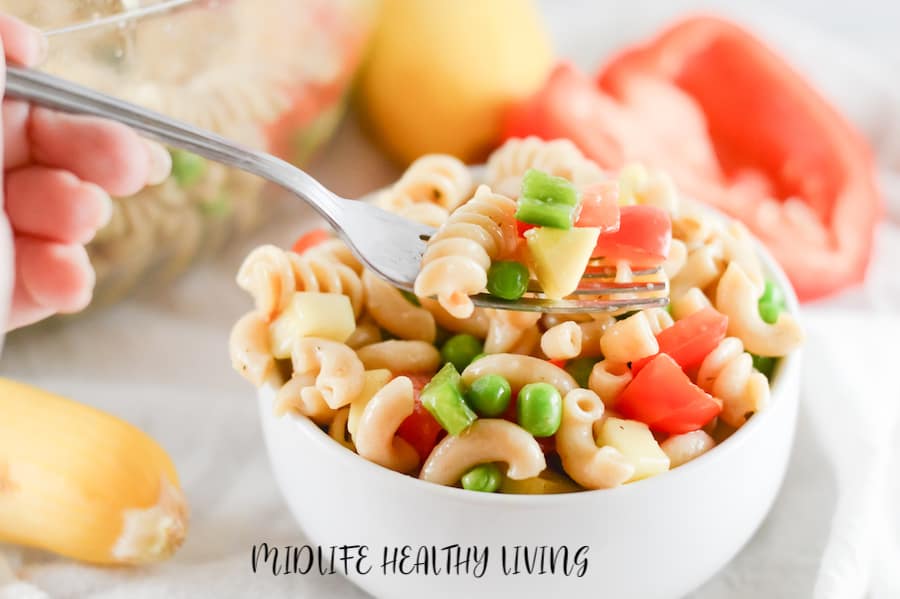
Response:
[0,14,171,332]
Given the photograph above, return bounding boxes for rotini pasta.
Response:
[229,311,275,386]
[237,244,364,320]
[291,338,365,409]
[377,154,472,213]
[414,185,518,318]
[419,419,546,485]
[486,136,604,197]
[230,138,804,495]
[273,373,334,424]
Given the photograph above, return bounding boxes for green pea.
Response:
[760,280,786,308]
[169,149,206,187]
[440,334,484,372]
[466,374,512,417]
[564,357,597,388]
[517,382,562,437]
[461,463,502,493]
[664,302,673,315]
[486,261,530,301]
[752,354,777,379]
[758,301,782,324]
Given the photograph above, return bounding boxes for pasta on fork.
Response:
[229,138,805,495]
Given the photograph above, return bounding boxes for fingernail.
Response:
[145,141,172,185]
[92,185,114,231]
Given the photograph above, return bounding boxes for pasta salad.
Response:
[230,137,804,494]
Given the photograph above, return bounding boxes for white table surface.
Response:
[2,2,900,598]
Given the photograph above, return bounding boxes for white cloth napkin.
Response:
[2,3,900,598]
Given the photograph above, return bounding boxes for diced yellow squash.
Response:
[269,292,355,358]
[598,417,670,482]
[525,226,600,299]
[348,369,394,439]
[500,469,581,494]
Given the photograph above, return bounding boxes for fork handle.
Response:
[4,65,345,225]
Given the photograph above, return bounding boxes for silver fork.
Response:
[5,66,667,313]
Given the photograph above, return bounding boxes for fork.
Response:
[5,66,667,313]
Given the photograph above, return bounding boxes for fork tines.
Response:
[472,265,670,314]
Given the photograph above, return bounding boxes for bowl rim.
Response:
[259,170,803,505]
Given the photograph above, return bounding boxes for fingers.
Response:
[29,107,171,196]
[5,166,112,244]
[8,236,94,330]
[0,14,46,67]
[2,99,30,169]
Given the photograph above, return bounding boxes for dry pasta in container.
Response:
[1,0,379,310]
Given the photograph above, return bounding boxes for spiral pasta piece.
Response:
[291,338,365,409]
[377,154,472,212]
[486,137,604,196]
[414,185,518,318]
[696,337,769,427]
[229,311,275,386]
[237,244,364,320]
[273,373,335,424]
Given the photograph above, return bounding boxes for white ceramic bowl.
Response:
[257,208,802,599]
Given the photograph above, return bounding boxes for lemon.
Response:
[359,0,553,164]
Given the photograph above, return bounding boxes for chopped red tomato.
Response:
[547,358,567,369]
[291,228,331,254]
[591,205,671,266]
[396,374,443,462]
[616,353,721,434]
[632,307,728,374]
[516,220,537,237]
[575,181,620,232]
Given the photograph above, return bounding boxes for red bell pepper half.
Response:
[504,16,881,301]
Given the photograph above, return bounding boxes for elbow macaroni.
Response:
[420,419,546,485]
[362,270,436,343]
[230,138,804,494]
[355,377,420,474]
[540,321,583,360]
[556,389,634,489]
